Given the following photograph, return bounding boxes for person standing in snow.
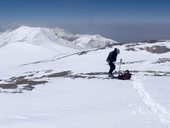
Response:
[106,48,120,77]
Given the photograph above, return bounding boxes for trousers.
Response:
[108,62,115,75]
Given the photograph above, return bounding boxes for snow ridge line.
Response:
[133,77,170,127]
[20,48,103,67]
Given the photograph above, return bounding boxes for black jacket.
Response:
[106,50,118,62]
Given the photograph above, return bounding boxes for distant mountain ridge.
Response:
[0,26,118,50]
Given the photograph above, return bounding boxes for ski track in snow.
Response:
[133,76,170,127]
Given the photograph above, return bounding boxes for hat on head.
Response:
[114,48,120,54]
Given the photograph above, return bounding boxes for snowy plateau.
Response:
[0,26,170,128]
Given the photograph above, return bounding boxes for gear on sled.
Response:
[118,70,131,80]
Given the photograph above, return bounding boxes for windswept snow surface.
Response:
[0,27,170,127]
[0,79,167,128]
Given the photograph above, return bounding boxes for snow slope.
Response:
[0,79,167,128]
[0,42,59,70]
[0,32,170,128]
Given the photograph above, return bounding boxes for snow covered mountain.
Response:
[0,26,118,50]
[0,26,170,128]
[0,26,81,51]
[73,34,117,49]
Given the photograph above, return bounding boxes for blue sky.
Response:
[0,0,170,24]
[0,0,170,42]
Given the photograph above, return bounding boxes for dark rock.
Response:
[145,45,170,54]
[0,84,17,89]
[47,71,72,77]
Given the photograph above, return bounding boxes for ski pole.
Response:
[118,59,122,76]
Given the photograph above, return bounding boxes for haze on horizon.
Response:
[0,0,170,43]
